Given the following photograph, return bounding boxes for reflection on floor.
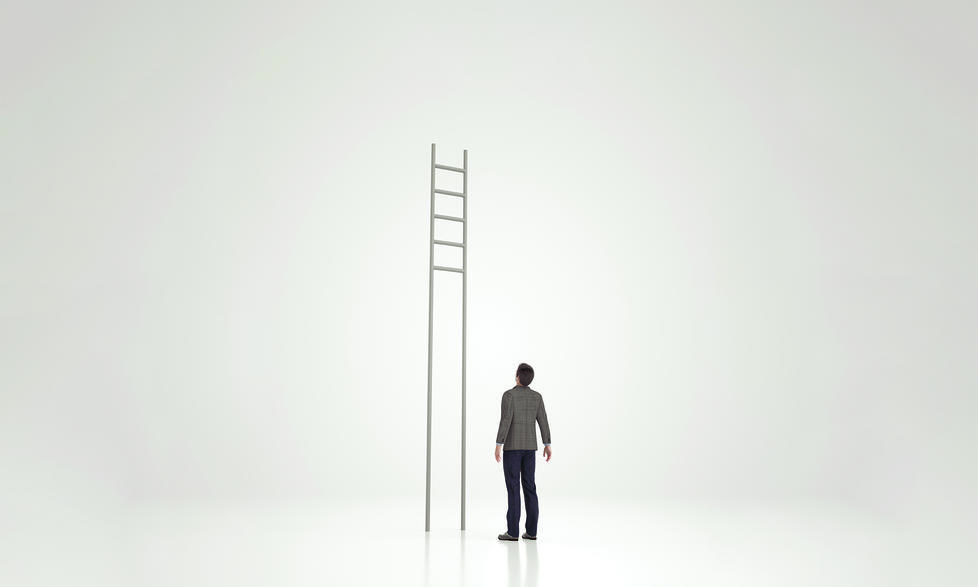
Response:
[4,496,974,586]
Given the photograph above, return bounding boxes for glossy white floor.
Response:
[6,496,974,586]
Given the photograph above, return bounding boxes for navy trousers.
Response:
[503,449,539,538]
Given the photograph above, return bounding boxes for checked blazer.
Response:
[495,385,552,450]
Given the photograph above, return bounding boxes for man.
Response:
[495,362,552,541]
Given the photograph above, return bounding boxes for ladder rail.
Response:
[461,148,467,531]
[425,145,435,532]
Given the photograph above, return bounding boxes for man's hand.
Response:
[495,445,502,462]
[543,446,552,462]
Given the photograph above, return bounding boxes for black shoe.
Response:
[497,532,518,541]
[521,532,537,540]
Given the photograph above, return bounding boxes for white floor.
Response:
[5,496,974,586]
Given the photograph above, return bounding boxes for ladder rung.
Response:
[433,265,464,274]
[434,239,464,248]
[434,214,464,223]
[434,188,465,198]
[434,163,465,173]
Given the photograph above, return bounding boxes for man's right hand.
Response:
[543,446,552,462]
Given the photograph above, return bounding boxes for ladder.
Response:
[426,143,468,532]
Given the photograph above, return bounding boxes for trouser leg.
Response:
[503,450,521,537]
[521,450,539,536]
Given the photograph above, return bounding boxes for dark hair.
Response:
[516,363,534,386]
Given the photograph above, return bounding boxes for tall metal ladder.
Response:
[425,143,468,532]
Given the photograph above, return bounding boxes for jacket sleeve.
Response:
[495,392,514,445]
[536,395,552,445]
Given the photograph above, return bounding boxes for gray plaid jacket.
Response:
[495,385,551,450]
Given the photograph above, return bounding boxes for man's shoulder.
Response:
[505,386,544,399]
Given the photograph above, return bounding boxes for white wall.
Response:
[2,0,974,527]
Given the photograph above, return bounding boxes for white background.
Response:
[2,1,975,585]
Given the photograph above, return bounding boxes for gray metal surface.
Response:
[425,144,435,532]
[425,143,468,532]
[433,213,465,223]
[433,239,464,248]
[434,188,465,197]
[433,265,464,274]
[461,149,467,531]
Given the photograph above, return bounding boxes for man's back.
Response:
[495,385,551,451]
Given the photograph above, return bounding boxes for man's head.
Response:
[515,363,534,386]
